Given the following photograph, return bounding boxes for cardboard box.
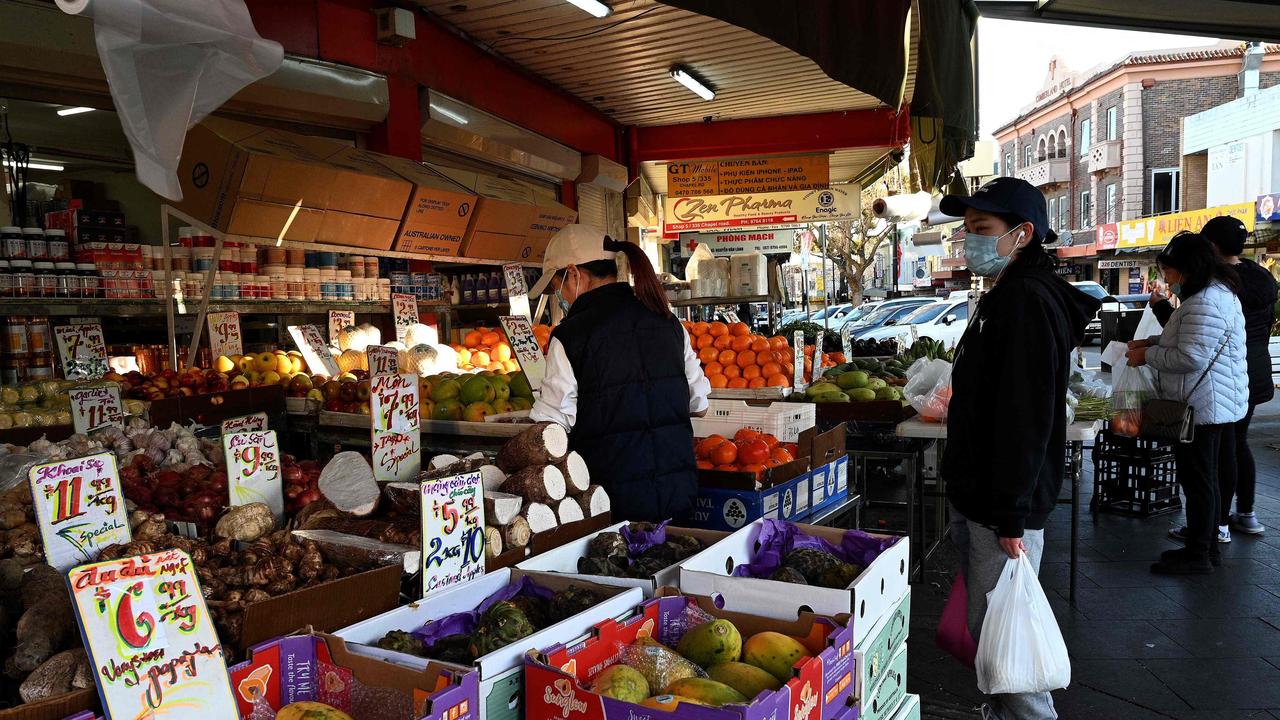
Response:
[516,521,728,596]
[335,568,644,720]
[378,156,478,257]
[228,631,477,720]
[524,592,856,720]
[240,563,402,654]
[0,689,96,720]
[678,521,910,647]
[852,590,910,700]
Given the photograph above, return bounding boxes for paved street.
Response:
[911,386,1280,719]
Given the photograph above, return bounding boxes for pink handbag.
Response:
[936,571,978,667]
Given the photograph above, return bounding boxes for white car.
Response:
[856,299,970,348]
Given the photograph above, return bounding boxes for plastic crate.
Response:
[1092,452,1181,517]
[692,399,816,442]
[1095,427,1175,463]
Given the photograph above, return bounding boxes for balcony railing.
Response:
[1088,140,1121,174]
[1016,158,1070,187]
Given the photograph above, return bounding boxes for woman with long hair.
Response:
[1127,231,1249,574]
[527,224,709,522]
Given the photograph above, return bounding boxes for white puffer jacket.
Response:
[1145,281,1248,426]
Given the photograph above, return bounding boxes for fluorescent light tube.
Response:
[429,103,469,125]
[564,0,611,18]
[670,66,715,101]
[56,106,95,116]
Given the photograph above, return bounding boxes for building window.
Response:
[1079,119,1092,156]
[1152,168,1180,214]
[1105,184,1117,223]
[1080,191,1093,228]
[1058,196,1069,231]
[1005,153,1013,175]
[1106,106,1118,140]
[1048,198,1058,230]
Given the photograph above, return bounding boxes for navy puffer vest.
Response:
[552,282,697,522]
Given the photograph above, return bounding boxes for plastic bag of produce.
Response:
[904,359,952,422]
[1109,363,1155,437]
[975,553,1071,695]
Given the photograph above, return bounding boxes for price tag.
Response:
[420,471,486,598]
[329,310,355,345]
[207,311,243,358]
[841,324,853,359]
[222,430,284,521]
[69,549,237,720]
[499,315,546,391]
[371,373,420,434]
[367,345,400,377]
[53,323,107,379]
[69,384,124,434]
[288,324,340,377]
[392,293,418,344]
[220,412,268,435]
[503,263,531,320]
[792,330,806,390]
[372,429,421,484]
[29,451,130,572]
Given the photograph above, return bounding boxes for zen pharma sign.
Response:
[663,187,860,233]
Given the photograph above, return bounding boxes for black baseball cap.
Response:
[1200,215,1247,255]
[939,177,1058,244]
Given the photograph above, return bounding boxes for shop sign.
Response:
[54,323,107,379]
[288,324,340,377]
[676,229,795,257]
[1116,202,1255,248]
[30,451,129,571]
[667,154,829,196]
[69,549,237,720]
[420,471,486,598]
[367,345,400,376]
[328,310,355,345]
[69,384,124,434]
[504,262,531,319]
[499,315,546,391]
[220,412,267,435]
[1257,193,1280,222]
[223,430,284,521]
[391,293,419,344]
[1098,258,1144,270]
[1095,223,1118,250]
[663,187,859,233]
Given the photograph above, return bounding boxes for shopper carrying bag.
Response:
[975,552,1071,696]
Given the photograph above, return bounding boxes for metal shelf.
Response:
[669,294,770,307]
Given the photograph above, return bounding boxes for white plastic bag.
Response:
[975,553,1071,695]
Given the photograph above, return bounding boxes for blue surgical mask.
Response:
[964,227,1025,278]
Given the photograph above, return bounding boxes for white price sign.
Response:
[420,471,486,598]
[288,324,340,377]
[30,451,130,572]
[503,263,531,319]
[53,323,107,379]
[69,385,124,434]
[371,373,420,434]
[367,345,400,377]
[207,311,243,358]
[392,293,418,343]
[220,412,267,435]
[328,310,355,344]
[222,430,284,521]
[792,330,806,390]
[372,429,420,484]
[499,315,546,391]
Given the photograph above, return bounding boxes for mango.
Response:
[664,678,747,707]
[677,619,742,668]
[592,665,650,703]
[707,662,783,699]
[640,695,705,711]
[742,632,813,683]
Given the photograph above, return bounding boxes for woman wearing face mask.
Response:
[1126,232,1248,574]
[938,178,1099,720]
[526,224,710,522]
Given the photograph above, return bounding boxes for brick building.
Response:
[992,42,1280,289]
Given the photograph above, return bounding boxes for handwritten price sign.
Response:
[420,471,485,598]
[328,310,355,345]
[207,311,243,358]
[69,549,236,720]
[69,385,124,434]
[371,373,419,434]
[222,430,284,521]
[367,345,400,377]
[499,315,546,391]
[220,412,267,435]
[793,330,806,390]
[30,452,130,572]
[54,323,108,379]
[391,293,418,344]
[289,324,340,377]
[371,429,420,484]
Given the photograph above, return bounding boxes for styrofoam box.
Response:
[856,590,910,700]
[516,521,727,596]
[678,520,910,647]
[692,399,817,443]
[335,568,644,720]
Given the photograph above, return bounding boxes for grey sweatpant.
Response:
[950,507,1058,720]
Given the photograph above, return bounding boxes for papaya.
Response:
[742,631,813,683]
[640,695,705,711]
[275,702,354,720]
[707,661,783,699]
[664,678,748,707]
[676,619,742,668]
[592,665,650,703]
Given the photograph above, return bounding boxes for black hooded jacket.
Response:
[944,249,1101,537]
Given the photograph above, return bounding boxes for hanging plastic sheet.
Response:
[56,0,283,200]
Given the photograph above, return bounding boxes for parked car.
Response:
[856,299,971,348]
[1071,281,1112,344]
[847,298,937,337]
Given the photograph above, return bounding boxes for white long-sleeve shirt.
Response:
[530,325,711,429]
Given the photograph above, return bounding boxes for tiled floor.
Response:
[912,401,1280,719]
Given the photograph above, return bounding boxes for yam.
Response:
[478,464,507,492]
[502,515,532,549]
[484,491,522,526]
[495,422,568,472]
[499,465,566,503]
[555,497,584,525]
[522,501,559,535]
[557,452,591,493]
[484,526,503,559]
[318,451,379,516]
[574,485,611,518]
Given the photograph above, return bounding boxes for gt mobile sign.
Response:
[663,187,859,233]
[678,229,794,257]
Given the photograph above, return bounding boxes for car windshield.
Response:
[904,304,949,324]
[1073,283,1109,300]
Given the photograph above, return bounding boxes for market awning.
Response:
[975,0,1280,44]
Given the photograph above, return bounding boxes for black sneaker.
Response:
[1151,553,1213,575]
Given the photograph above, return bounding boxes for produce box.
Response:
[693,399,817,443]
[523,592,856,720]
[335,568,644,720]
[684,466,813,531]
[852,590,909,700]
[0,689,96,720]
[678,520,909,647]
[516,520,728,596]
[240,563,402,654]
[228,631,477,720]
[487,513,615,571]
